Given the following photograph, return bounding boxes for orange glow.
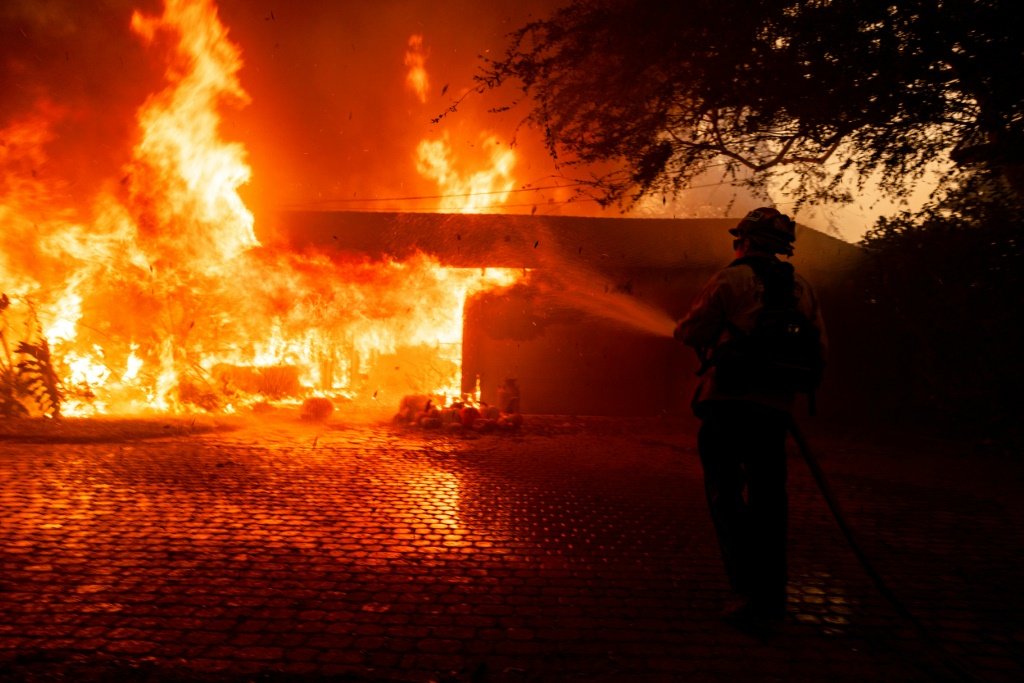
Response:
[416,133,517,213]
[0,0,524,417]
[406,32,517,213]
[404,34,431,104]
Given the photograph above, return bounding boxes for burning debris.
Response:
[300,397,334,422]
[394,380,523,434]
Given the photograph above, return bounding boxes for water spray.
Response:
[531,262,677,338]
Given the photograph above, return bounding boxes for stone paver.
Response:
[0,416,1021,681]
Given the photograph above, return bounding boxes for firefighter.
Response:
[674,207,827,629]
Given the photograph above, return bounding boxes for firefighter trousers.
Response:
[697,400,790,613]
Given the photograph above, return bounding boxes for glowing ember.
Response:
[0,0,524,418]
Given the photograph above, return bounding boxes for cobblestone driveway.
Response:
[1,416,1021,681]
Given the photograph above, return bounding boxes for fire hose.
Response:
[787,419,977,682]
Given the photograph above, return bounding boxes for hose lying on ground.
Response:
[787,419,977,683]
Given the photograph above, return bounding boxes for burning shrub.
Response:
[0,294,62,418]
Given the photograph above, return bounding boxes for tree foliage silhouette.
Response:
[477,0,1024,207]
[860,170,1023,439]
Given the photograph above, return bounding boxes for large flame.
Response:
[130,0,258,272]
[0,1,523,417]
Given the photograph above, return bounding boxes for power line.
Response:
[283,178,745,212]
[285,182,588,208]
[304,197,600,214]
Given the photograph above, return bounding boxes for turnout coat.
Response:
[675,258,827,415]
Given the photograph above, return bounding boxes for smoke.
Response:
[0,0,163,204]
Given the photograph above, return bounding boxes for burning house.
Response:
[1,0,869,423]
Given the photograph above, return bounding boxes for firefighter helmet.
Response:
[729,207,796,255]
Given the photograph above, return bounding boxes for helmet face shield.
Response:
[729,207,796,254]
